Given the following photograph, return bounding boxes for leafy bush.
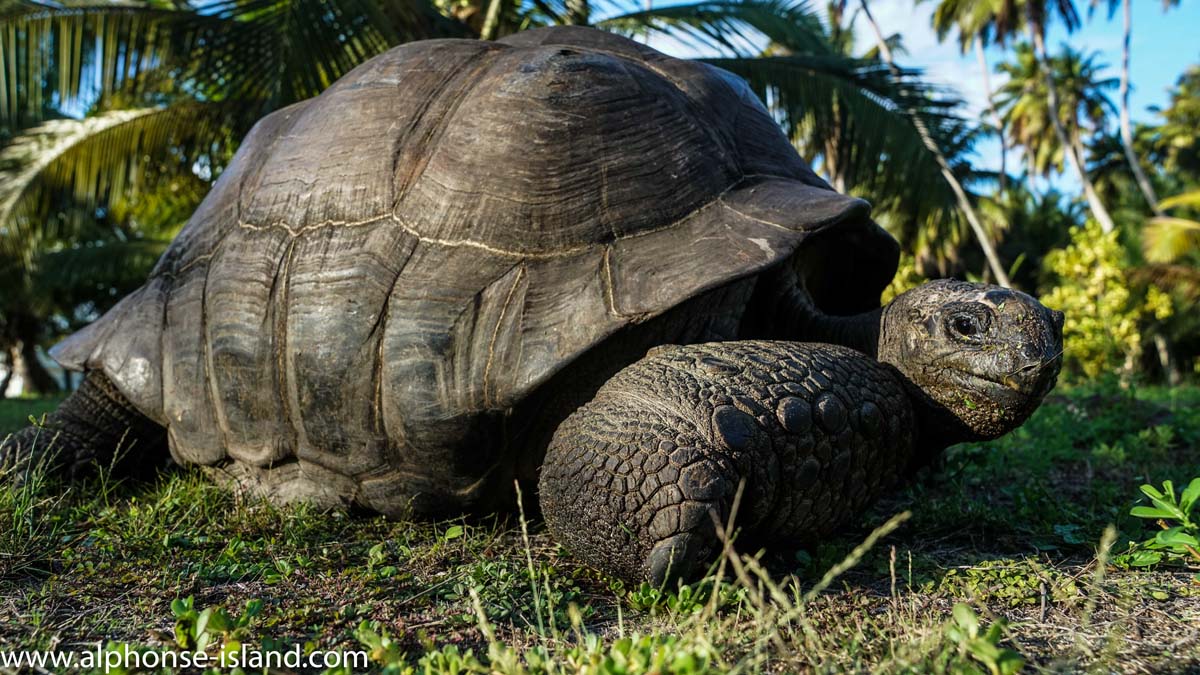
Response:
[1042,222,1172,381]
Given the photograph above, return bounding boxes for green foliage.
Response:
[994,43,1115,179]
[1115,478,1200,570]
[170,596,263,654]
[623,579,747,616]
[881,253,927,304]
[941,604,1025,675]
[354,621,410,674]
[1042,221,1168,380]
[934,560,1080,608]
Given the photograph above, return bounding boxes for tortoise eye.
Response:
[945,306,991,341]
[952,315,979,335]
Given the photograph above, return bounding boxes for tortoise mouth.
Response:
[944,351,1062,420]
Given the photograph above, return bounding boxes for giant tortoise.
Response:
[2,26,1063,584]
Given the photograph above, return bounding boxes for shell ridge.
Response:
[271,238,300,458]
[482,263,528,407]
[199,235,233,455]
[392,46,507,208]
[370,240,419,445]
[275,240,304,458]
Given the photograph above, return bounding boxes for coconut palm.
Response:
[0,0,462,393]
[1088,0,1180,216]
[920,0,1021,193]
[1017,0,1122,232]
[995,44,1116,192]
[858,0,1011,286]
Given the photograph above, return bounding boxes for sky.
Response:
[856,0,1200,180]
[643,0,1200,185]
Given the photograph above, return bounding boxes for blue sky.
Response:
[860,0,1200,179]
[644,0,1200,183]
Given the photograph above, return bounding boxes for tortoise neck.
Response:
[798,306,883,358]
[745,268,884,357]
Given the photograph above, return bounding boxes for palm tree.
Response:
[0,0,462,393]
[921,0,1020,193]
[1089,0,1180,217]
[984,182,1082,291]
[858,0,1011,286]
[1148,64,1200,181]
[918,0,1119,232]
[1018,0,1120,232]
[995,44,1116,195]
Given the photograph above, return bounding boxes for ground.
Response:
[1,383,1198,674]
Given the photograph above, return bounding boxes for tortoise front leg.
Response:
[539,340,916,585]
[1,371,166,481]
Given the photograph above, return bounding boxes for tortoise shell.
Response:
[51,26,898,514]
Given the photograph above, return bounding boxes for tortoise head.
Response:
[877,279,1064,447]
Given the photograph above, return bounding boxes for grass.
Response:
[0,394,64,438]
[1,382,1198,673]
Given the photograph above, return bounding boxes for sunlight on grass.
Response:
[0,384,1197,673]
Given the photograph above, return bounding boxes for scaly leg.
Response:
[539,340,916,585]
[1,371,166,481]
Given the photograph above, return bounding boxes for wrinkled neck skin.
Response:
[749,265,884,358]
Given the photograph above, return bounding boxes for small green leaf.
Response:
[1155,527,1200,548]
[1140,484,1166,501]
[1179,477,1200,513]
[1149,496,1186,520]
[1130,506,1175,519]
[170,598,191,617]
[195,607,212,637]
[952,603,979,635]
[444,525,465,541]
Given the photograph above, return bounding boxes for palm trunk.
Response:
[0,347,12,400]
[1026,21,1118,234]
[564,0,589,25]
[480,0,504,39]
[1152,334,1181,386]
[12,339,60,396]
[1117,0,1163,215]
[975,40,1007,193]
[860,0,1012,287]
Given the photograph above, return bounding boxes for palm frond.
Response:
[32,236,171,292]
[0,103,226,268]
[597,0,831,57]
[0,2,222,133]
[184,0,465,106]
[1159,189,1200,212]
[705,51,972,252]
[1143,216,1200,264]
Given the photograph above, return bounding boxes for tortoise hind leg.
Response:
[1,371,166,481]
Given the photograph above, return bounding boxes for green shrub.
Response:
[1042,222,1172,381]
